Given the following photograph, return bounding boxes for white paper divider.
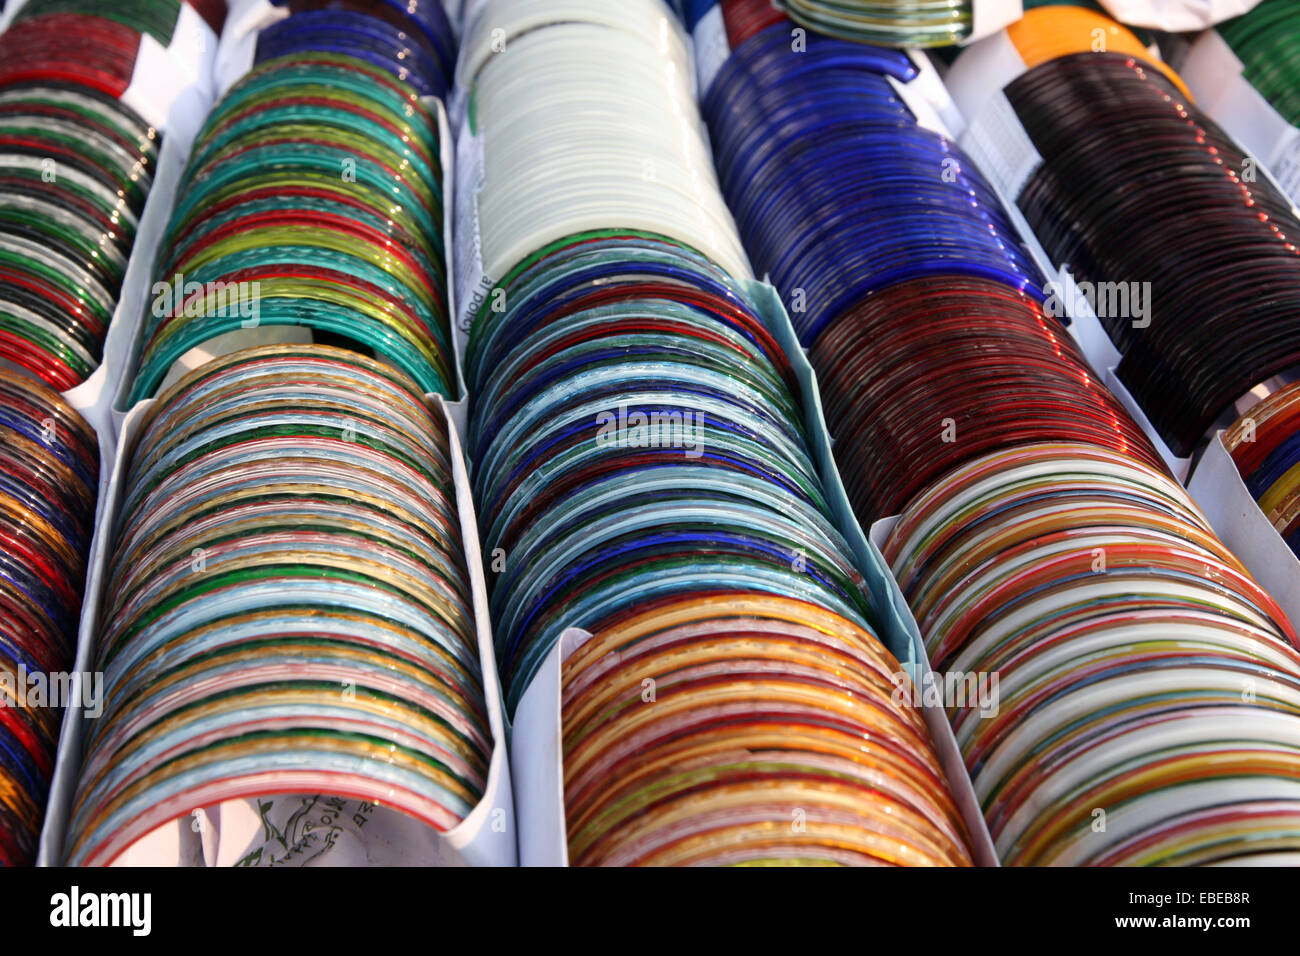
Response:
[1189,432,1300,630]
[966,0,1024,44]
[946,28,1028,125]
[435,393,516,864]
[994,188,1058,297]
[1098,0,1260,32]
[108,133,196,425]
[169,0,221,84]
[213,1,278,98]
[510,627,584,867]
[960,88,1043,203]
[887,74,949,139]
[505,280,998,867]
[431,98,469,404]
[122,6,220,138]
[446,86,470,137]
[905,51,968,138]
[690,2,729,100]
[460,0,492,37]
[441,0,489,130]
[123,47,210,146]
[447,0,467,36]
[447,23,476,138]
[453,110,489,343]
